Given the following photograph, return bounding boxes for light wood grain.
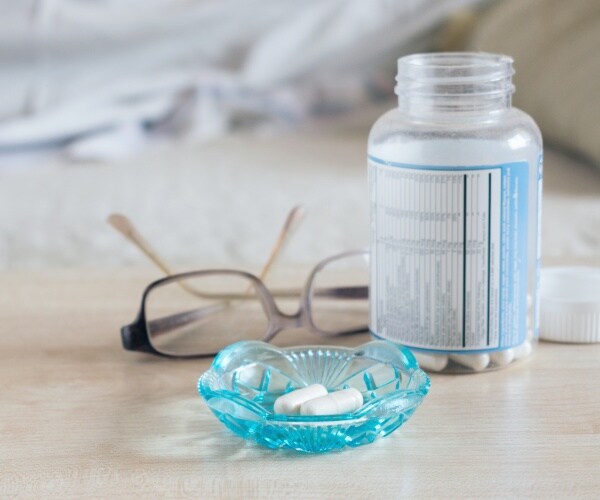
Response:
[1,267,599,499]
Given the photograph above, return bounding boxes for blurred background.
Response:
[0,0,599,270]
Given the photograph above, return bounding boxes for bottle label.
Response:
[369,156,529,352]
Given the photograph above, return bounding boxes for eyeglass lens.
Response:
[144,273,269,356]
[309,253,369,334]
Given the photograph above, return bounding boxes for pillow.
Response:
[467,0,600,169]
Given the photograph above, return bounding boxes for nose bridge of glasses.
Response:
[271,310,303,331]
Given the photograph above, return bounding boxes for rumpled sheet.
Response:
[0,0,483,159]
[469,0,600,170]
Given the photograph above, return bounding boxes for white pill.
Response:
[414,352,448,372]
[513,340,533,360]
[273,384,328,415]
[449,353,490,372]
[490,349,515,367]
[300,388,363,416]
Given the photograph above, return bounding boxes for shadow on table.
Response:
[115,391,398,462]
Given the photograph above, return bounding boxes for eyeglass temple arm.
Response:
[109,209,367,300]
[255,205,304,283]
[153,284,366,300]
[107,214,206,298]
[108,206,305,300]
[311,285,368,299]
[146,303,227,337]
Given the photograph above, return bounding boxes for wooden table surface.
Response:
[1,267,599,499]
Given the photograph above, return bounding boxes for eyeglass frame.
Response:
[121,249,369,358]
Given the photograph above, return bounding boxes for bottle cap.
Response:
[539,267,600,343]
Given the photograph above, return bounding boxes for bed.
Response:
[1,125,599,269]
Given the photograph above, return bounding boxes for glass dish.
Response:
[198,340,430,453]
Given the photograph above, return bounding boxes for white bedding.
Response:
[1,128,599,269]
[0,0,484,155]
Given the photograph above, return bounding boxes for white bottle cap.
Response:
[539,267,600,343]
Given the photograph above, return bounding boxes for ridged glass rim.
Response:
[198,340,431,423]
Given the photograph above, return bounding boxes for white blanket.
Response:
[0,0,483,157]
[1,130,598,269]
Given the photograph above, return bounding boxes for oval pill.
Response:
[414,352,448,372]
[449,353,490,372]
[273,384,328,415]
[300,388,363,416]
[490,349,515,367]
[513,340,532,360]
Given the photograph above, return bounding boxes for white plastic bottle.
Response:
[368,53,542,373]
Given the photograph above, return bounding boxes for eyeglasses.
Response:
[121,250,369,358]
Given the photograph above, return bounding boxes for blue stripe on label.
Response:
[487,172,492,346]
[368,155,506,171]
[498,161,529,348]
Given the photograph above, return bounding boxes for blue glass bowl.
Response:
[198,340,430,453]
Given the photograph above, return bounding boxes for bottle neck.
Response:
[395,52,514,121]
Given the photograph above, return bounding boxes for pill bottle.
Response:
[368,53,542,373]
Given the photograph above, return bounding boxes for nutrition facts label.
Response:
[369,157,529,352]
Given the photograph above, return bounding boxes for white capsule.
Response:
[449,353,490,372]
[273,384,327,415]
[414,352,449,372]
[490,349,515,367]
[300,388,363,416]
[513,340,533,360]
